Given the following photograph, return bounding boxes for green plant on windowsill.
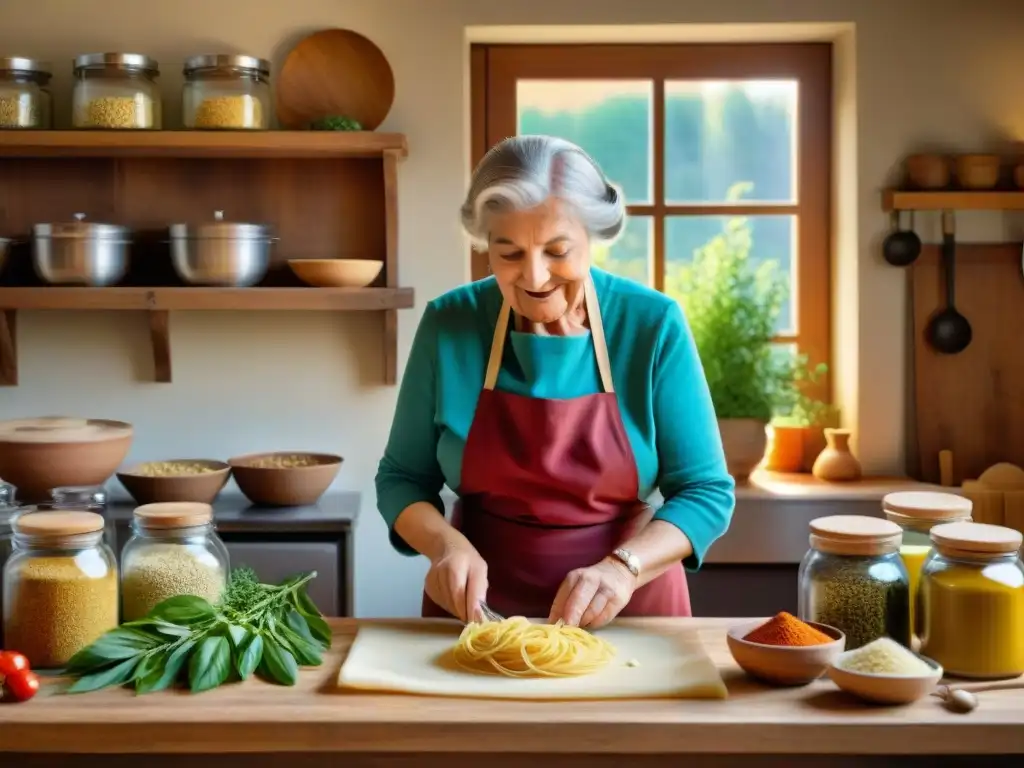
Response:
[772,358,841,429]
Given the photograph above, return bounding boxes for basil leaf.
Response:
[188,635,231,694]
[293,591,332,647]
[132,649,168,684]
[66,627,162,671]
[277,623,322,667]
[236,633,263,680]
[227,624,248,648]
[137,640,195,695]
[151,620,193,638]
[259,638,298,686]
[67,657,140,694]
[150,595,217,625]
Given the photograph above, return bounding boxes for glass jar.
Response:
[72,52,161,130]
[798,514,911,650]
[920,521,1024,679]
[0,57,52,129]
[2,509,118,668]
[0,482,18,647]
[882,490,973,638]
[120,501,229,622]
[50,484,117,550]
[182,54,270,130]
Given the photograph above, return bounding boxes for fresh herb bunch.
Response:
[308,115,362,131]
[64,567,331,695]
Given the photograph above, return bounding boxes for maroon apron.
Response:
[422,277,690,620]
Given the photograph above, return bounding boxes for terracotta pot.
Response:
[801,426,828,473]
[811,428,863,482]
[228,452,343,506]
[763,424,806,473]
[718,419,768,480]
[0,417,133,502]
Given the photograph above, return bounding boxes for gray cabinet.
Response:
[225,541,340,617]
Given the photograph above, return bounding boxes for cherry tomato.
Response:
[3,669,40,702]
[0,651,30,677]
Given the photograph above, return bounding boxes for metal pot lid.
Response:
[183,54,271,77]
[0,57,52,78]
[169,210,272,240]
[73,52,159,75]
[33,213,130,240]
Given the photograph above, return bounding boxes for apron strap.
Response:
[483,275,615,394]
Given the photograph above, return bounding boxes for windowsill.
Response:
[736,468,954,502]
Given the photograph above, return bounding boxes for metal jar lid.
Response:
[183,54,270,77]
[33,213,130,241]
[0,57,52,82]
[169,210,272,240]
[74,52,160,76]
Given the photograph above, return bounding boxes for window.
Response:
[470,43,832,375]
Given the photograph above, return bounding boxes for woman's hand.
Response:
[548,557,638,628]
[424,539,489,623]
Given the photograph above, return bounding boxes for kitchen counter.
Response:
[1,619,1021,766]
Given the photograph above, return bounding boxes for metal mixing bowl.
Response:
[169,210,273,287]
[32,214,131,287]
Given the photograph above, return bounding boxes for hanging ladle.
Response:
[882,210,922,266]
[926,210,972,354]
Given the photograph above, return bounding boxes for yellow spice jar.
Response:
[919,521,1024,679]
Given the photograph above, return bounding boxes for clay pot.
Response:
[763,423,805,473]
[811,428,862,482]
[718,419,767,480]
[228,452,342,506]
[0,417,133,502]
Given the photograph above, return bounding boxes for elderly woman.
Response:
[376,135,735,627]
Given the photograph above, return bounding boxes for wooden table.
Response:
[1,618,1021,767]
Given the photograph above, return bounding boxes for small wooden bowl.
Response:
[726,620,846,686]
[953,154,1001,190]
[827,653,943,705]
[117,459,230,505]
[228,451,342,507]
[289,259,383,288]
[904,154,950,190]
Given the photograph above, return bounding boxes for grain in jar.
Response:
[2,510,118,668]
[72,53,161,130]
[881,490,972,636]
[120,501,229,621]
[920,522,1024,679]
[0,57,52,129]
[798,515,911,650]
[182,54,270,130]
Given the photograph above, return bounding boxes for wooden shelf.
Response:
[0,130,408,159]
[883,190,1024,211]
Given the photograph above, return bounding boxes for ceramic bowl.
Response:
[289,259,383,288]
[827,651,943,705]
[117,459,231,505]
[228,452,342,506]
[726,619,846,686]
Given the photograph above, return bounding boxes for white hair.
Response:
[461,135,626,251]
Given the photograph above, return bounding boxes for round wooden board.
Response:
[276,28,395,130]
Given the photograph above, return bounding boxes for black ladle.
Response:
[882,210,922,266]
[926,210,972,354]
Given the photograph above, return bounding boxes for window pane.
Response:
[517,80,653,203]
[664,80,798,204]
[592,215,652,287]
[664,215,796,334]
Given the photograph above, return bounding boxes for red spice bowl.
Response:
[726,619,846,686]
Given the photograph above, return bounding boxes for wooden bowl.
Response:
[904,154,950,190]
[1014,163,1024,189]
[289,259,383,288]
[828,653,942,705]
[953,154,1001,190]
[117,459,231,505]
[0,417,133,502]
[726,620,846,686]
[227,452,342,506]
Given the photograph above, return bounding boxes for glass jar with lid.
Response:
[0,57,52,129]
[72,52,161,130]
[881,490,972,636]
[2,509,119,668]
[50,484,117,550]
[120,502,229,622]
[920,521,1024,679]
[798,514,911,650]
[182,54,270,130]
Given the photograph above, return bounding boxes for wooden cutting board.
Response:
[337,620,727,700]
[912,243,1024,484]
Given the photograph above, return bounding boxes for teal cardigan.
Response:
[375,267,735,570]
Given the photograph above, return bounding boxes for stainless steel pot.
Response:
[32,214,131,286]
[169,210,273,287]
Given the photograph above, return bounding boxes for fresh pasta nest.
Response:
[452,616,616,678]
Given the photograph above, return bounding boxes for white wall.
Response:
[0,0,1022,617]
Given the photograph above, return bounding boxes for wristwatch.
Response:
[610,547,641,579]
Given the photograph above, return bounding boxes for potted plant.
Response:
[669,205,791,479]
[766,360,841,473]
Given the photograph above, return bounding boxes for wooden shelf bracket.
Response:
[0,309,16,386]
[382,148,402,385]
[148,309,172,383]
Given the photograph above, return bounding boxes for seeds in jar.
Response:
[248,454,322,469]
[3,554,118,668]
[77,95,154,129]
[132,461,222,477]
[194,95,264,129]
[0,94,39,128]
[121,544,225,621]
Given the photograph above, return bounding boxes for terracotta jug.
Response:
[762,423,805,473]
[812,428,862,482]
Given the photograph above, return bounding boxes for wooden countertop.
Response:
[0,619,1021,757]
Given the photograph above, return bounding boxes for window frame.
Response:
[469,42,833,386]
